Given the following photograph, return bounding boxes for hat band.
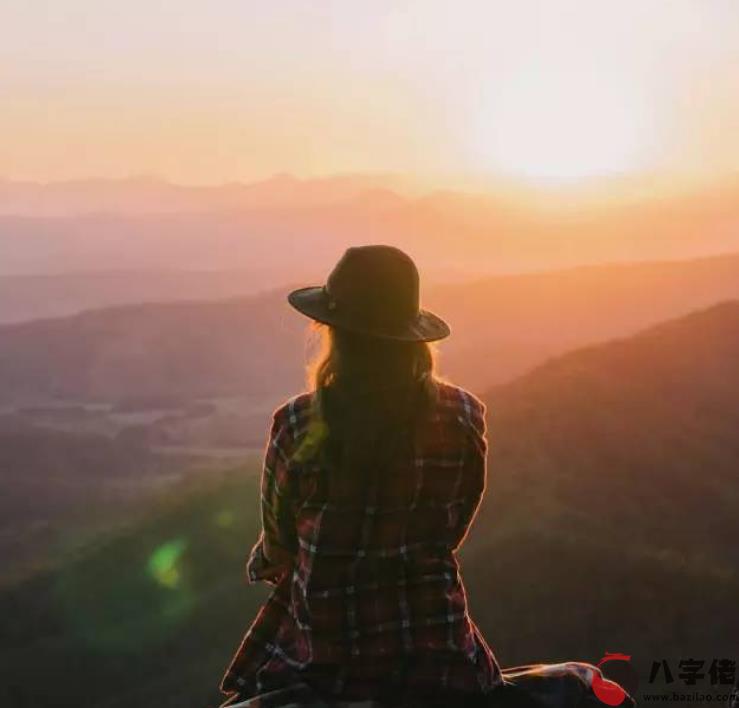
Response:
[322,285,339,312]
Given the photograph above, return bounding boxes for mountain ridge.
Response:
[1,175,737,277]
[2,253,738,404]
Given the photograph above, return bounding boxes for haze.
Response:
[2,0,738,186]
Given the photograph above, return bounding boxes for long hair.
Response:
[295,322,439,500]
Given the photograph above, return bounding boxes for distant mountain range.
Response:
[0,173,410,216]
[1,301,736,707]
[0,268,294,324]
[0,174,737,278]
[1,252,738,406]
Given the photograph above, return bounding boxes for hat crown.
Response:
[286,243,449,341]
[325,246,419,331]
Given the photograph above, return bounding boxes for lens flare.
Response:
[56,535,195,652]
[147,538,188,589]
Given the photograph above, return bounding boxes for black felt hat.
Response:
[287,245,450,342]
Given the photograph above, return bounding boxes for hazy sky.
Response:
[1,1,737,184]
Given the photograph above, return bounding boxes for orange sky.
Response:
[1,1,737,186]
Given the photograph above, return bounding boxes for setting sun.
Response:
[474,65,651,180]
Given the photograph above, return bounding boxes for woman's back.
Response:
[222,380,501,702]
[221,247,501,705]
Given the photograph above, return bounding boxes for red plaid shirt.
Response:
[221,381,502,702]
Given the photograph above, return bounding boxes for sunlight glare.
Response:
[474,65,652,181]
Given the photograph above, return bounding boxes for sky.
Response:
[1,0,738,185]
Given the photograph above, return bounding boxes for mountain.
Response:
[1,253,738,407]
[0,303,736,707]
[429,250,739,389]
[1,175,737,279]
[464,300,739,663]
[0,173,409,216]
[0,290,303,405]
[0,269,292,324]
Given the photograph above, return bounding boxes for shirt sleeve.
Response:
[449,394,488,551]
[246,408,298,585]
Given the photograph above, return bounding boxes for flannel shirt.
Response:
[221,381,502,702]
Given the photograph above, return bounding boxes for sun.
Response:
[473,66,652,181]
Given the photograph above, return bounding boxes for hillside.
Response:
[464,300,739,663]
[429,250,739,388]
[0,419,175,583]
[0,268,298,324]
[0,291,304,404]
[477,299,739,556]
[0,468,267,708]
[0,303,737,707]
[1,253,738,408]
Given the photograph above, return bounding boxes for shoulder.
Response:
[270,391,315,443]
[433,380,487,437]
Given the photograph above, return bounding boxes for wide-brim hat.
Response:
[287,245,450,342]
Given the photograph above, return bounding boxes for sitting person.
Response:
[219,246,635,708]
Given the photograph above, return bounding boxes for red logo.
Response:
[591,653,633,706]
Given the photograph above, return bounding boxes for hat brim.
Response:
[287,286,450,342]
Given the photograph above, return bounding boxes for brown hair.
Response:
[294,323,439,500]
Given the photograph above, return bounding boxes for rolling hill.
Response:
[0,302,736,707]
[465,300,739,663]
[1,253,738,407]
[0,268,299,324]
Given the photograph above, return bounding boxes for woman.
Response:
[220,245,500,707]
[219,246,633,708]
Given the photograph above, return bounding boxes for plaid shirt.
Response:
[221,381,502,702]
